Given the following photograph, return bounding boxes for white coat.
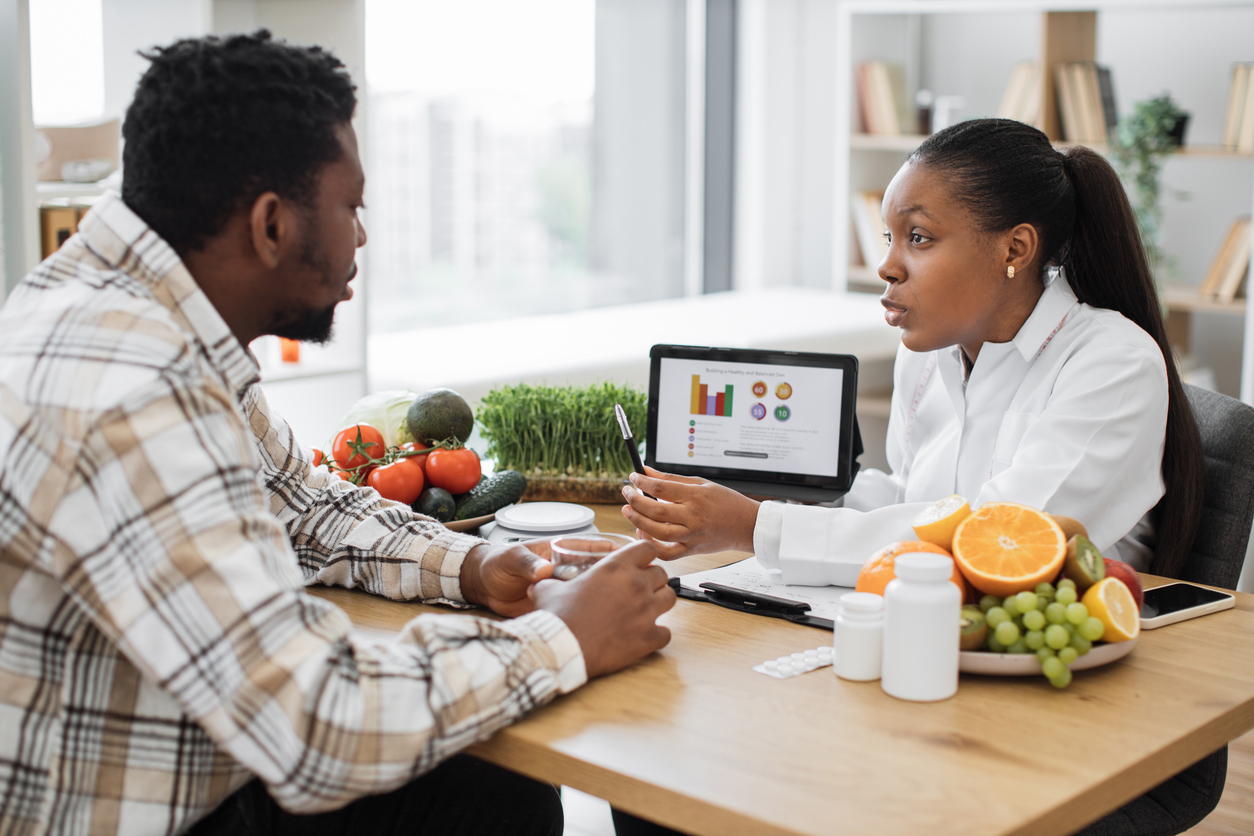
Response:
[753,273,1168,587]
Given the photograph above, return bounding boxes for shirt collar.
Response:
[1009,269,1079,363]
[77,192,261,398]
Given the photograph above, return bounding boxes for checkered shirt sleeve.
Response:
[0,193,586,836]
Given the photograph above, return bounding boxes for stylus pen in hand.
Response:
[614,403,655,500]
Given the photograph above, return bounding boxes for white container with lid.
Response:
[834,591,884,682]
[880,551,961,702]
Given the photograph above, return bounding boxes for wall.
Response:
[0,0,38,294]
[101,0,212,122]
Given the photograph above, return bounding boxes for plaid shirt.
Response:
[0,193,585,835]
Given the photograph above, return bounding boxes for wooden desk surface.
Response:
[310,506,1254,836]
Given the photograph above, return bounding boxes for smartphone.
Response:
[1139,582,1235,629]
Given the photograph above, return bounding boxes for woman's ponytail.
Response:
[1059,146,1203,578]
[911,120,1203,576]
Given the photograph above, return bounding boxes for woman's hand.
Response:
[620,466,759,559]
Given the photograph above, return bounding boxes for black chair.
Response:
[1076,384,1254,835]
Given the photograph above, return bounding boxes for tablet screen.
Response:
[646,345,859,494]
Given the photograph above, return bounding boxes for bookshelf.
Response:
[832,0,1254,404]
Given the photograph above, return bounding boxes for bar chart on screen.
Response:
[690,375,734,417]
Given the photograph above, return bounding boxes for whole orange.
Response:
[855,540,970,601]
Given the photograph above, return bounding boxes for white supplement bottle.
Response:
[880,551,961,702]
[834,592,884,681]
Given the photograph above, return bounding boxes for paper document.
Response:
[678,557,854,622]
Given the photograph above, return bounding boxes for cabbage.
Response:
[334,390,417,448]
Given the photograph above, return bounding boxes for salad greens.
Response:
[477,382,647,478]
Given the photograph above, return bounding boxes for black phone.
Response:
[1139,582,1235,629]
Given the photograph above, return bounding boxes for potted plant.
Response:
[1110,93,1190,279]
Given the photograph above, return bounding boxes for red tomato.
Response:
[425,448,482,494]
[399,442,432,475]
[332,424,385,472]
[366,457,425,504]
[311,448,325,467]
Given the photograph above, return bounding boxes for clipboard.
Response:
[669,557,853,631]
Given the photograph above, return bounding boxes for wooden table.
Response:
[311,506,1254,836]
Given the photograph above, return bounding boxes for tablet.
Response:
[645,345,860,502]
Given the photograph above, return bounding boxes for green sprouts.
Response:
[477,382,647,477]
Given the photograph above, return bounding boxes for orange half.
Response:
[951,502,1066,597]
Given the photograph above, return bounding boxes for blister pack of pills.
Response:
[753,646,835,679]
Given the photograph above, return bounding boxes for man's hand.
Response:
[620,466,759,559]
[460,542,555,617]
[530,539,675,678]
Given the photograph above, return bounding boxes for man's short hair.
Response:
[121,30,357,255]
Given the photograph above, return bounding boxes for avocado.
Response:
[406,389,474,446]
[454,470,528,520]
[413,487,457,522]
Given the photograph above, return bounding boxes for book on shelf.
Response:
[857,61,909,135]
[1053,62,1115,144]
[997,62,1041,126]
[850,191,887,268]
[1226,63,1254,152]
[1201,217,1252,304]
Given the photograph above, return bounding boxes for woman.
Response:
[622,118,1203,586]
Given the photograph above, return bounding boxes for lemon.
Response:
[911,494,972,551]
[1081,578,1141,643]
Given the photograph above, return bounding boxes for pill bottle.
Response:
[834,592,884,681]
[880,551,960,702]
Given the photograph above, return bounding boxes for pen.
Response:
[614,403,654,500]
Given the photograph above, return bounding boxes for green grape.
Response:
[1015,591,1039,613]
[995,621,1021,646]
[987,635,1006,653]
[1069,635,1092,656]
[1045,602,1066,624]
[1023,609,1046,632]
[1058,577,1077,591]
[1035,647,1056,663]
[1055,586,1078,606]
[1037,595,1051,611]
[1007,639,1029,654]
[1041,656,1065,679]
[1066,603,1089,625]
[1045,624,1070,649]
[1001,597,1020,617]
[1049,666,1073,689]
[979,594,1000,613]
[1025,630,1046,650]
[1034,582,1055,596]
[1064,622,1078,635]
[1079,617,1105,642]
[1058,646,1079,665]
[986,607,1010,628]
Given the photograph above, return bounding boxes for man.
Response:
[0,31,675,835]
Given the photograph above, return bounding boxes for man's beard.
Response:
[268,222,350,345]
[271,303,337,344]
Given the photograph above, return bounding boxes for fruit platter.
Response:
[858,498,1144,689]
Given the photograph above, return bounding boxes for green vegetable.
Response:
[413,487,456,522]
[454,470,528,520]
[476,382,646,477]
[334,390,417,448]
[407,388,474,446]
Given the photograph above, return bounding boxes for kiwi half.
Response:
[1062,535,1105,592]
[960,608,988,651]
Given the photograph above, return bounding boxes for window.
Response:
[364,0,694,332]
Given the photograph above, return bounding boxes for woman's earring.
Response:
[1006,265,1015,279]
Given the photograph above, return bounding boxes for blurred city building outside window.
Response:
[365,0,690,333]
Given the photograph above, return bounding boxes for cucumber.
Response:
[454,470,528,520]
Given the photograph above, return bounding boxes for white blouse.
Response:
[753,273,1168,586]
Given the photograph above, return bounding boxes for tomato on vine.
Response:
[311,448,325,467]
[398,441,432,475]
[425,447,481,494]
[332,424,385,472]
[366,457,425,505]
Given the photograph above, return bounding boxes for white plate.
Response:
[960,636,1137,676]
[494,502,596,533]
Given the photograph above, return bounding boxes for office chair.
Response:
[1076,384,1254,836]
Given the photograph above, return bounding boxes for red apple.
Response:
[1102,558,1145,609]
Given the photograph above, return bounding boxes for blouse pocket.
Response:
[992,412,1035,467]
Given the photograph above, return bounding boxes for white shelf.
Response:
[35,181,110,201]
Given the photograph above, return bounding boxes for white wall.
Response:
[101,0,212,122]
